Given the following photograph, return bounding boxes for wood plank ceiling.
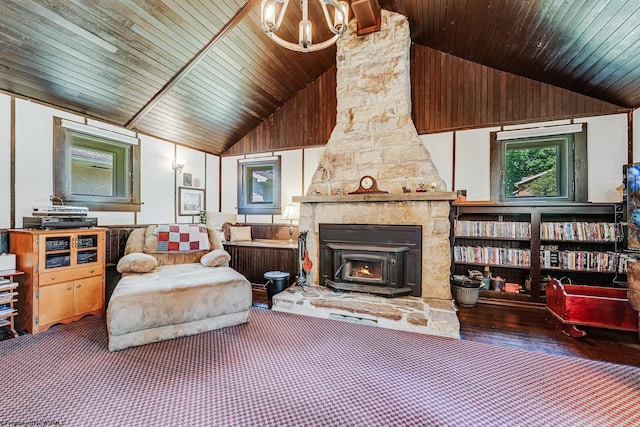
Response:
[0,0,638,155]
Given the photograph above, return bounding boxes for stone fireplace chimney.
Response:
[295,9,455,300]
[307,9,442,196]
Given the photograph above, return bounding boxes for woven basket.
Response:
[453,285,480,307]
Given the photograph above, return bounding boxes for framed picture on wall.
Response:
[183,173,192,187]
[178,187,204,216]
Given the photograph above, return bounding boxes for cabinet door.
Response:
[39,234,72,271]
[73,275,103,315]
[74,232,103,268]
[39,282,74,325]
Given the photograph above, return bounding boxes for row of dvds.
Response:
[455,220,531,239]
[540,250,618,272]
[540,222,621,242]
[453,245,532,267]
[456,220,621,242]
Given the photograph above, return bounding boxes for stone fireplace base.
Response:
[271,285,460,339]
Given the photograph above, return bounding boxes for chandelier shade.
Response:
[260,0,350,53]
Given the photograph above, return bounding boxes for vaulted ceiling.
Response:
[1,0,638,155]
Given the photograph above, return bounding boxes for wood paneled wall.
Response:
[410,44,626,132]
[223,45,627,156]
[224,66,337,156]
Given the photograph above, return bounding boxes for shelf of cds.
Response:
[453,246,531,268]
[540,221,622,242]
[455,220,531,240]
[451,202,622,304]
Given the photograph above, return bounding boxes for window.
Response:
[490,124,587,203]
[53,118,141,211]
[237,157,281,215]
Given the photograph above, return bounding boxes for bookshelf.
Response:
[451,202,622,304]
[0,270,23,337]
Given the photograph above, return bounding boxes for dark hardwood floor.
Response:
[457,300,640,367]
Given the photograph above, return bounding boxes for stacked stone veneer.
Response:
[299,10,453,300]
[307,10,443,196]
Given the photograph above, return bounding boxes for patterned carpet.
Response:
[1,308,639,427]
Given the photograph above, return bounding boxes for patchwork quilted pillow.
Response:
[156,224,210,252]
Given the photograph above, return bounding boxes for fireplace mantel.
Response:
[293,192,456,204]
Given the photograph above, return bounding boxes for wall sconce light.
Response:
[172,160,185,174]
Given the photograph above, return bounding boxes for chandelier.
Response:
[260,0,350,53]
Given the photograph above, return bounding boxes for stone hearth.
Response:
[272,286,460,339]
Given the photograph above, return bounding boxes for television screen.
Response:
[626,163,640,251]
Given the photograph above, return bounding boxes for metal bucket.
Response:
[453,285,481,307]
[264,271,291,301]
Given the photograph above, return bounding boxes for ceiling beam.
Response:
[125,0,260,129]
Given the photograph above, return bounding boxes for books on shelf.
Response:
[453,245,531,267]
[0,306,16,317]
[455,220,531,239]
[0,291,18,302]
[0,282,17,291]
[0,281,17,289]
[540,246,618,272]
[540,221,621,242]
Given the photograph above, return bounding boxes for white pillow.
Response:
[229,226,252,242]
[200,249,231,267]
[117,253,157,273]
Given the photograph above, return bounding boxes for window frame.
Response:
[237,157,281,215]
[489,124,587,203]
[53,117,141,212]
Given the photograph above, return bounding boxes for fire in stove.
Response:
[355,264,374,277]
[347,260,382,280]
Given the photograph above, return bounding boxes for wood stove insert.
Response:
[319,224,422,297]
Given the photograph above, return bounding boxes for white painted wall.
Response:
[175,145,207,223]
[575,114,628,202]
[303,147,325,195]
[420,132,454,191]
[138,134,175,225]
[454,127,500,201]
[274,149,303,224]
[14,99,83,228]
[2,96,219,228]
[220,155,244,223]
[205,154,221,212]
[0,94,11,229]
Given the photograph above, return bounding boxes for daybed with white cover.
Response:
[106,224,251,351]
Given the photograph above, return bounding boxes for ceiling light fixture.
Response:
[260,0,349,53]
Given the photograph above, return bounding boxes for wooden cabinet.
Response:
[223,240,298,285]
[9,228,106,333]
[451,203,622,304]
